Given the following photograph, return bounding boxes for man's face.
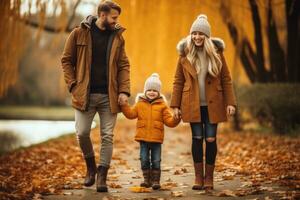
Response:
[102,9,120,30]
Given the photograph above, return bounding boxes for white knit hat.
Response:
[190,14,211,37]
[144,73,161,93]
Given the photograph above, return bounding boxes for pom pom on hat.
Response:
[151,73,159,78]
[198,14,208,20]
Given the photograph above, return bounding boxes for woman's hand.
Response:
[172,107,181,120]
[226,105,236,116]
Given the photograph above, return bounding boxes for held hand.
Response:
[226,105,236,116]
[118,93,128,106]
[70,82,77,94]
[172,107,181,120]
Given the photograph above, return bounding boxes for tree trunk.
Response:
[267,0,286,82]
[249,0,268,82]
[286,0,300,82]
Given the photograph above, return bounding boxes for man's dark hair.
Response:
[97,0,121,15]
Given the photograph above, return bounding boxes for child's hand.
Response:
[226,105,236,116]
[172,108,181,120]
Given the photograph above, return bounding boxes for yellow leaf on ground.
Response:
[129,186,152,193]
[171,191,185,197]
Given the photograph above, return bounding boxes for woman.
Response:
[170,14,237,190]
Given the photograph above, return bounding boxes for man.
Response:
[61,0,130,192]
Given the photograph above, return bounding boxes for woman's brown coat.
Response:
[170,37,237,123]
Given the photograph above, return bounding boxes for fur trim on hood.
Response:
[135,93,167,103]
[176,36,225,56]
[80,15,123,30]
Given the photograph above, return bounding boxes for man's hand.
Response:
[118,93,128,106]
[172,107,181,120]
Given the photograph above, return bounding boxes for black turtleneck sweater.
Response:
[90,19,111,94]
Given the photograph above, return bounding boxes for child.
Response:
[121,73,180,190]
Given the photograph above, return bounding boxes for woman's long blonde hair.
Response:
[186,35,222,77]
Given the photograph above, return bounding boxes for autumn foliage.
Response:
[0,120,299,199]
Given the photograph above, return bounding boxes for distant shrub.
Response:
[237,84,300,134]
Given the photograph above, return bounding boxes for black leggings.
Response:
[190,106,218,165]
[192,138,217,165]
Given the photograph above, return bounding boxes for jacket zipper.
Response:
[106,30,118,100]
[149,103,152,133]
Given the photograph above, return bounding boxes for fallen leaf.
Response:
[132,175,141,179]
[162,166,173,172]
[160,182,178,190]
[174,170,182,175]
[63,192,73,195]
[171,191,185,197]
[195,191,206,195]
[181,168,188,173]
[121,169,133,174]
[129,186,152,193]
[109,183,122,188]
[215,190,237,197]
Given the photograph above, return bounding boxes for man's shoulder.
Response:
[72,26,87,34]
[115,26,126,41]
[68,26,89,42]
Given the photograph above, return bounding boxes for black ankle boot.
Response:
[96,165,109,192]
[83,156,96,187]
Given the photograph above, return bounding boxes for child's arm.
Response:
[163,106,181,127]
[121,103,138,119]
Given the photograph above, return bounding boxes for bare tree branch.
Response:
[66,0,81,31]
[24,0,81,33]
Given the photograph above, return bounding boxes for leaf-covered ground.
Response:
[0,120,299,200]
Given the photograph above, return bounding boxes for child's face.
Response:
[145,90,159,100]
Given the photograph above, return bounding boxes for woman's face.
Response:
[191,31,205,47]
[145,90,159,100]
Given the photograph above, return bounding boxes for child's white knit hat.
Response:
[144,73,161,93]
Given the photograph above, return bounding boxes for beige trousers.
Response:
[75,93,117,167]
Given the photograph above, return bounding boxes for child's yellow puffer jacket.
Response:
[121,94,180,143]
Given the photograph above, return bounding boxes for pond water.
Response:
[0,120,96,152]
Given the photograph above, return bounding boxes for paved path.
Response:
[44,121,289,200]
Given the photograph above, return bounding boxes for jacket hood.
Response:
[80,15,124,31]
[135,93,167,103]
[176,36,225,56]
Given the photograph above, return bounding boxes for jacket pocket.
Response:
[153,121,164,130]
[76,42,87,83]
[217,85,223,91]
[72,83,84,99]
[137,120,146,128]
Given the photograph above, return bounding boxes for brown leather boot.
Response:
[192,162,204,190]
[83,156,97,187]
[204,164,215,190]
[96,165,109,192]
[151,169,161,190]
[140,169,151,188]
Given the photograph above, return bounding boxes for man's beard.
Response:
[103,18,116,30]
